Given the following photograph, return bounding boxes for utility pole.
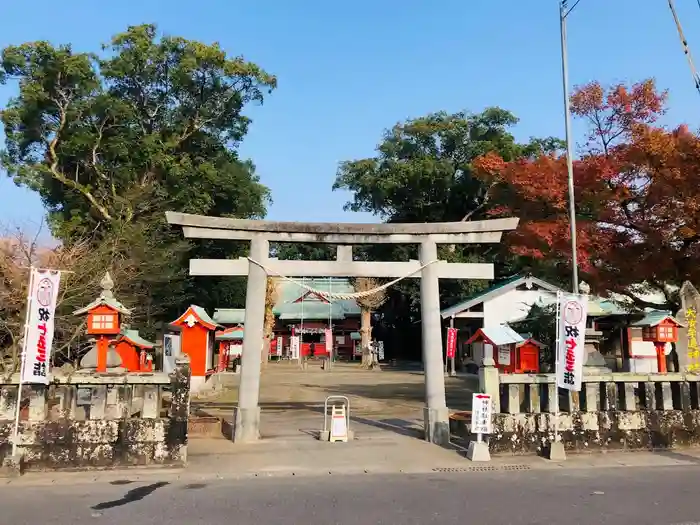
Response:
[560,0,580,294]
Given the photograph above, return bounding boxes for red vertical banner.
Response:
[446,327,458,359]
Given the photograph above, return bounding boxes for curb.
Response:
[5,455,700,488]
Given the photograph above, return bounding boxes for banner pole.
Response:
[554,290,562,447]
[11,267,36,457]
[450,317,456,376]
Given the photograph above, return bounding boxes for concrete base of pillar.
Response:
[466,440,491,462]
[0,454,23,477]
[423,406,450,446]
[546,441,567,461]
[232,406,261,443]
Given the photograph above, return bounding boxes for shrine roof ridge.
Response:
[165,212,519,236]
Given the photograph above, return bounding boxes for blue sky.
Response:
[2,0,699,232]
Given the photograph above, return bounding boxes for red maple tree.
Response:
[474,79,700,309]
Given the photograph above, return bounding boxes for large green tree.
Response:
[0,24,276,332]
[333,109,563,357]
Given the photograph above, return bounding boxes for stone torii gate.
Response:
[166,212,519,446]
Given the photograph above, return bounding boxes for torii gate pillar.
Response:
[233,235,268,442]
[419,239,449,444]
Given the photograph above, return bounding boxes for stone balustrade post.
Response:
[527,384,541,413]
[478,355,500,414]
[168,356,191,462]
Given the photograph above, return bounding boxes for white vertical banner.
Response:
[22,269,61,385]
[324,328,333,354]
[290,335,300,360]
[556,292,588,391]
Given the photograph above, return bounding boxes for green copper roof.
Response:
[216,329,245,341]
[273,278,360,320]
[587,298,629,316]
[631,310,684,327]
[73,293,131,316]
[120,329,155,348]
[190,305,220,328]
[213,308,245,325]
[440,274,562,319]
[73,272,132,316]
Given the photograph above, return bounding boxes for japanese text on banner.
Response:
[446,327,457,359]
[556,293,588,391]
[22,269,61,385]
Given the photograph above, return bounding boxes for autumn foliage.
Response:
[473,79,700,306]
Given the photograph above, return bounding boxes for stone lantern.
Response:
[73,272,130,372]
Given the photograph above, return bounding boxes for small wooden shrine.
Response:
[170,305,221,391]
[73,272,155,372]
[215,325,244,372]
[515,337,545,374]
[466,325,541,374]
[113,329,155,372]
[628,311,685,374]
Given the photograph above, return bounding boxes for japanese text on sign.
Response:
[686,307,700,372]
[471,393,493,435]
[290,336,300,360]
[556,293,588,391]
[22,269,61,385]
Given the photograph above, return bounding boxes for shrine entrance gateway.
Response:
[166,212,519,446]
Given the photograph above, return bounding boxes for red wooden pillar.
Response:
[96,336,108,372]
[217,342,228,372]
[655,343,667,374]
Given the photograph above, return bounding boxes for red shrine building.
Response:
[215,325,244,371]
[169,305,222,392]
[628,311,684,374]
[214,278,362,360]
[73,272,155,372]
[160,279,362,393]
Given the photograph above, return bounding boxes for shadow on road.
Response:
[195,400,327,413]
[654,449,700,465]
[92,482,170,511]
[350,416,423,439]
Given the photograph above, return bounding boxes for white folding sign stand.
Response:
[467,392,492,462]
[321,395,351,443]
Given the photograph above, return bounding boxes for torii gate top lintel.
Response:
[165,211,519,245]
[166,211,521,280]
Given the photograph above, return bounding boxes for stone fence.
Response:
[0,358,190,473]
[468,364,700,455]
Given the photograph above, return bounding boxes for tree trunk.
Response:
[261,337,270,368]
[360,308,374,369]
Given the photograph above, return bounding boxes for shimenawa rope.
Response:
[246,257,439,300]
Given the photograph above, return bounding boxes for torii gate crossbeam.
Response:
[166,212,519,447]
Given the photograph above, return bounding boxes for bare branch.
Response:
[45,97,113,221]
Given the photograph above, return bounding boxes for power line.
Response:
[668,0,700,96]
[561,0,582,19]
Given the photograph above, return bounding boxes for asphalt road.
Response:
[3,466,700,525]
